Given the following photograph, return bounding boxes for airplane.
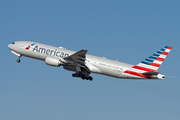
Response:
[8,41,172,81]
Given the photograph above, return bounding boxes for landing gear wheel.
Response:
[81,75,85,79]
[72,72,93,81]
[72,73,76,77]
[89,76,93,81]
[76,74,80,77]
[17,59,21,63]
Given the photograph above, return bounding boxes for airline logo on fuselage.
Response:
[32,45,69,58]
[26,43,35,50]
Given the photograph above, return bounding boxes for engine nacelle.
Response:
[45,56,62,67]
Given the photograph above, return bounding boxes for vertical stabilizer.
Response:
[131,46,172,73]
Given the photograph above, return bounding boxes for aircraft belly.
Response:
[119,73,144,79]
[97,65,123,78]
[86,63,102,74]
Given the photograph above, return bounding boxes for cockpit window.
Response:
[12,42,15,44]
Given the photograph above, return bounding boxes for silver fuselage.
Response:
[8,41,165,79]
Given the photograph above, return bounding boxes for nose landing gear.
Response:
[17,59,21,63]
[16,55,22,63]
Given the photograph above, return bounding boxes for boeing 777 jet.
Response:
[8,41,172,81]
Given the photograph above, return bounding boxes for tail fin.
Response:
[131,46,172,73]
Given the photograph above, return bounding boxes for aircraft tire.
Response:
[76,74,80,77]
[89,76,93,81]
[72,73,76,77]
[81,75,85,80]
[17,59,21,63]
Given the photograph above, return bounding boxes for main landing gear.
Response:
[72,73,93,81]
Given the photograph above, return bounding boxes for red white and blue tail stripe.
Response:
[124,46,172,79]
[131,46,172,73]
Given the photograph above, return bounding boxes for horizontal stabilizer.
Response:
[142,71,159,75]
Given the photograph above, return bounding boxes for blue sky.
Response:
[0,0,180,120]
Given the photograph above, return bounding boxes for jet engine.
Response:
[45,56,63,67]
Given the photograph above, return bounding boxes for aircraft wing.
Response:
[64,49,87,66]
[63,49,92,80]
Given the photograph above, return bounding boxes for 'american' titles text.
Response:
[32,45,69,58]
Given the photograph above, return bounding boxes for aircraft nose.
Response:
[8,44,12,49]
[8,42,15,50]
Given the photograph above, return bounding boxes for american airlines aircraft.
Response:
[8,41,172,81]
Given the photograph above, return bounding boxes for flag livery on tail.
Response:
[124,46,172,79]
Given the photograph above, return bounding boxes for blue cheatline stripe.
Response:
[149,56,158,59]
[164,46,169,48]
[141,61,151,65]
[157,51,163,54]
[152,55,160,58]
[159,50,164,53]
[147,56,156,60]
[152,53,160,56]
[145,58,154,62]
[160,48,166,51]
